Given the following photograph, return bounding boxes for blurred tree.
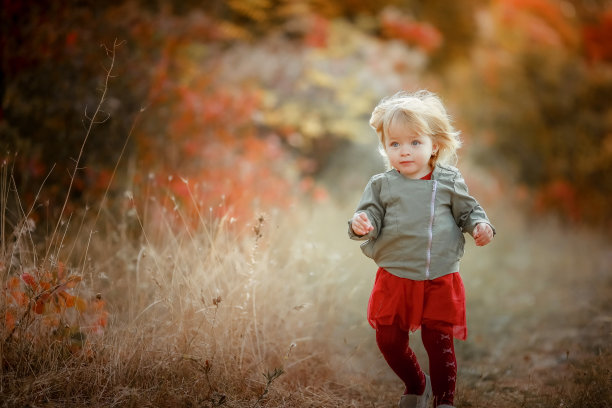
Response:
[2,0,610,229]
[1,0,429,222]
[462,0,612,226]
[1,1,145,212]
[415,0,484,65]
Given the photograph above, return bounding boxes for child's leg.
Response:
[421,324,457,406]
[376,324,426,395]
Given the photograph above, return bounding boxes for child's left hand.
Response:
[473,223,494,246]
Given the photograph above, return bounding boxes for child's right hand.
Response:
[351,212,374,236]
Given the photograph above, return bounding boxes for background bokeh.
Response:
[3,0,611,227]
[1,1,611,407]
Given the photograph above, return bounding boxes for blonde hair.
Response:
[369,90,462,170]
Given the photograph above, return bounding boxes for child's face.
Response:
[385,122,438,179]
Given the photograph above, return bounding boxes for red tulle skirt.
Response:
[367,268,467,340]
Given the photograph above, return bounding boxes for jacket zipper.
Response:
[425,180,437,279]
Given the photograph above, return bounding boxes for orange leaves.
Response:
[298,177,328,203]
[57,261,66,279]
[7,276,21,290]
[11,290,28,306]
[87,296,108,329]
[65,31,78,47]
[133,42,299,224]
[2,264,108,350]
[583,7,612,62]
[534,179,581,222]
[64,275,82,289]
[496,0,579,48]
[381,8,443,53]
[7,276,28,306]
[34,298,45,314]
[5,311,16,332]
[59,291,76,308]
[303,14,330,48]
[76,296,88,313]
[7,270,83,313]
[20,273,36,288]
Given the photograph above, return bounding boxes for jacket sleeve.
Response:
[348,176,385,241]
[451,170,496,236]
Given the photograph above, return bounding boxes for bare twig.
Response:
[43,39,123,271]
[92,107,145,227]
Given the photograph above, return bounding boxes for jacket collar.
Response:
[388,164,446,181]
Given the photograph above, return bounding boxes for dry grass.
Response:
[1,173,610,408]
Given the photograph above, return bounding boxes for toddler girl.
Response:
[349,90,495,408]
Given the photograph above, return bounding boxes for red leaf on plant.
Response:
[7,276,20,290]
[65,31,78,47]
[75,297,87,313]
[34,299,45,314]
[5,311,15,331]
[57,261,66,280]
[64,276,82,289]
[92,298,105,311]
[97,314,108,328]
[21,273,36,288]
[59,291,76,308]
[11,290,28,306]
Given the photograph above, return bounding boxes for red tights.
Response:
[376,323,456,406]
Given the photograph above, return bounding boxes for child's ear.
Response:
[432,143,439,156]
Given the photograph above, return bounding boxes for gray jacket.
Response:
[349,164,495,281]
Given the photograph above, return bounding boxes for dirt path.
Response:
[448,219,611,407]
[335,215,612,408]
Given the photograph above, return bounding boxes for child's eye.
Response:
[411,140,421,146]
[390,142,400,148]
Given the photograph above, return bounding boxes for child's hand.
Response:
[473,223,494,246]
[351,212,374,236]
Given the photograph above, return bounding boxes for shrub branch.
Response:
[43,39,124,270]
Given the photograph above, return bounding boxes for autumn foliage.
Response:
[134,61,295,221]
[0,0,610,353]
[0,1,611,406]
[380,7,443,53]
[462,0,612,226]
[1,1,609,228]
[3,265,107,353]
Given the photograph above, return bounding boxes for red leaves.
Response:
[76,296,88,313]
[7,276,28,306]
[381,8,443,53]
[21,273,36,288]
[34,299,45,314]
[497,0,579,47]
[59,291,76,308]
[304,14,330,48]
[534,179,581,223]
[134,60,298,223]
[65,31,78,47]
[3,264,108,347]
[5,311,16,332]
[583,8,612,62]
[6,276,20,290]
[64,275,82,289]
